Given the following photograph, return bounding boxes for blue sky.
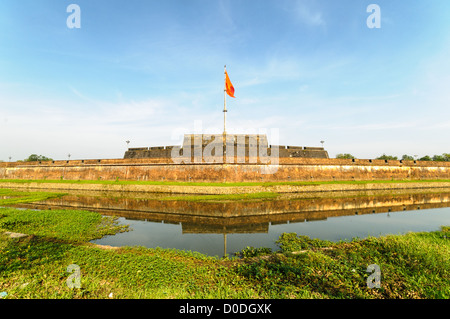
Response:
[1,0,449,161]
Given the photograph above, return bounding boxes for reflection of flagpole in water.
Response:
[223,233,227,258]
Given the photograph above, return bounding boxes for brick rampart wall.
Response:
[1,157,450,182]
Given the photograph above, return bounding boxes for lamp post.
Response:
[320,140,325,148]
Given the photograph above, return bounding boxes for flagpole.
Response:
[223,65,227,136]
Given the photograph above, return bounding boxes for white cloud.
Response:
[0,89,208,160]
[291,0,325,27]
[237,58,305,88]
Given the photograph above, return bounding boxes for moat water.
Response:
[21,189,450,257]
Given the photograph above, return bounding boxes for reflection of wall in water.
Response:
[15,191,450,235]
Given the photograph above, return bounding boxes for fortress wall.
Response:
[0,157,450,182]
[124,145,329,159]
[123,134,330,160]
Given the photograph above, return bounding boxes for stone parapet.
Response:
[124,134,329,160]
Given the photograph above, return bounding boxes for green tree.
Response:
[24,154,53,162]
[432,153,450,162]
[376,154,398,160]
[336,153,355,159]
[432,154,445,162]
[401,154,414,161]
[419,155,432,161]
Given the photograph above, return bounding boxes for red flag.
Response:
[225,70,235,98]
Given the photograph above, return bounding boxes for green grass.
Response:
[0,189,65,206]
[0,208,128,243]
[242,229,450,299]
[1,178,450,188]
[0,206,249,299]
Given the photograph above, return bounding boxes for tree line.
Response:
[336,153,450,161]
[4,153,450,163]
[6,154,54,162]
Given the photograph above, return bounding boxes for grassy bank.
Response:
[0,189,65,206]
[2,178,450,197]
[1,205,449,299]
[2,178,450,187]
